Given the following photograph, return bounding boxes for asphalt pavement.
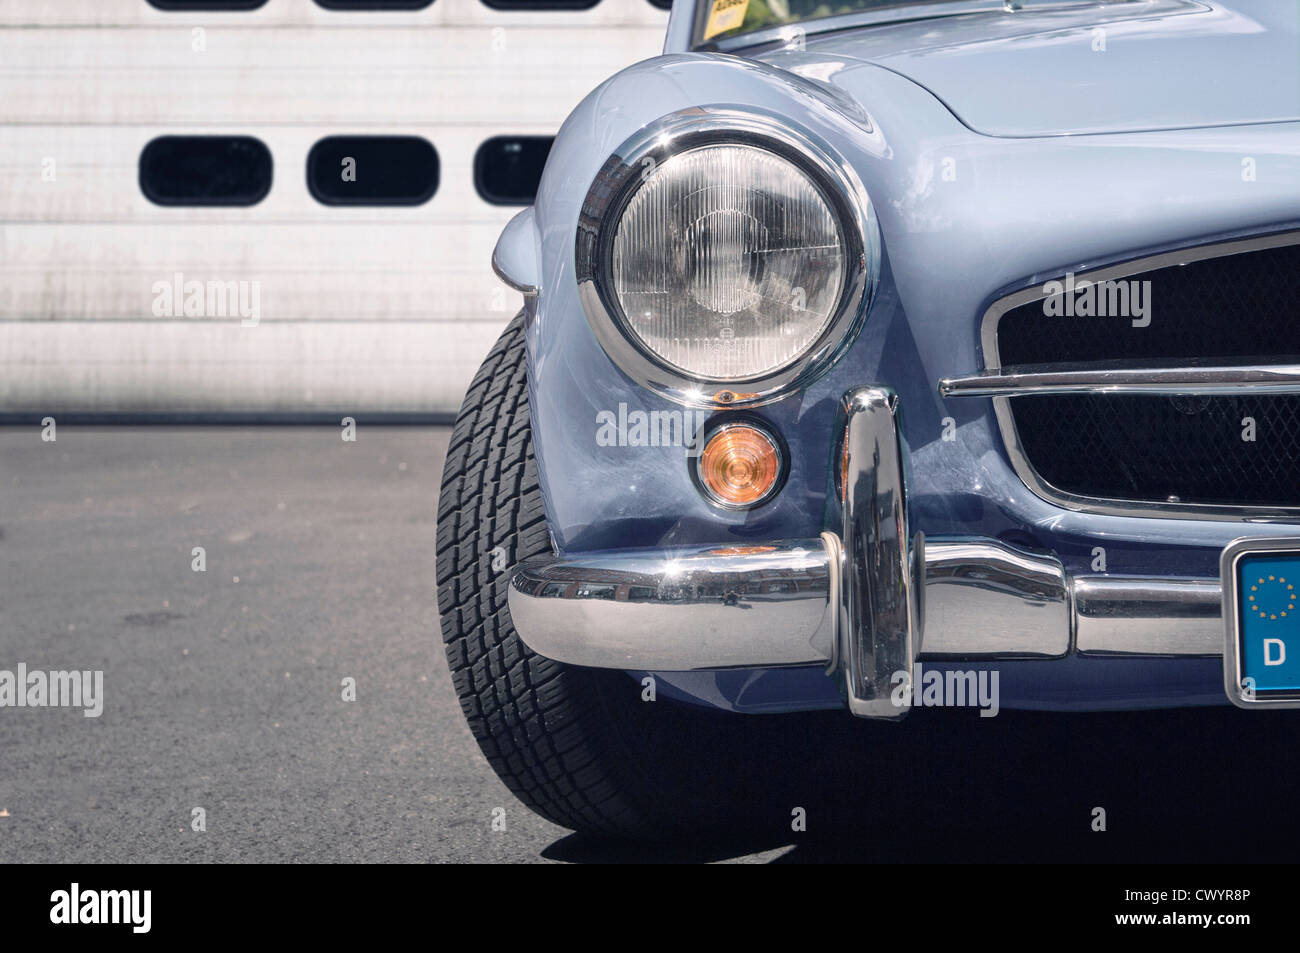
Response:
[2,425,1298,863]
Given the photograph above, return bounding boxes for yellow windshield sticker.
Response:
[703,0,750,40]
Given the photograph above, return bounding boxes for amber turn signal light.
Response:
[697,424,783,508]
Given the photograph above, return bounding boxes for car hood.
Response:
[764,0,1300,137]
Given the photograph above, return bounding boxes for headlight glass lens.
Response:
[610,143,847,381]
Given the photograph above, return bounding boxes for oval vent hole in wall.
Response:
[480,0,601,10]
[146,1,270,10]
[313,1,435,9]
[474,136,554,206]
[139,136,273,206]
[307,136,440,206]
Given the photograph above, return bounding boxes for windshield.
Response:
[695,0,965,46]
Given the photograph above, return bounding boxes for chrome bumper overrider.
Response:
[508,387,1224,719]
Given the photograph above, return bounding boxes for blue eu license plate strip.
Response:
[1222,538,1300,708]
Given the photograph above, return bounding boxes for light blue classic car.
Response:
[437,0,1300,836]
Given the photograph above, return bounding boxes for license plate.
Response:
[1222,538,1300,708]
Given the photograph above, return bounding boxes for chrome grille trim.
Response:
[974,228,1300,522]
[940,361,1300,399]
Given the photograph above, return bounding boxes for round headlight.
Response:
[611,144,845,381]
[577,110,875,407]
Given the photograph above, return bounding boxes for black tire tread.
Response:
[436,314,651,836]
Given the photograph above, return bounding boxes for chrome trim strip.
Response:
[975,228,1300,521]
[575,106,879,410]
[819,530,844,674]
[1074,576,1221,657]
[835,388,919,717]
[940,361,1300,399]
[1220,536,1300,709]
[507,538,838,671]
[922,540,1070,658]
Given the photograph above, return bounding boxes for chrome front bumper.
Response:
[508,387,1223,719]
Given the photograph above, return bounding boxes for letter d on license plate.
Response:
[1223,537,1300,708]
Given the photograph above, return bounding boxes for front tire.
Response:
[437,314,863,839]
[436,314,669,836]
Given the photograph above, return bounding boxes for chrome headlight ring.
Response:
[576,106,880,409]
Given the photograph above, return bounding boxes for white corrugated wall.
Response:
[0,0,667,415]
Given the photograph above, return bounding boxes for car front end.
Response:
[493,0,1300,717]
[439,0,1300,835]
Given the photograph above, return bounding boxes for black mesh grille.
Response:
[998,240,1300,365]
[1012,394,1300,507]
[996,237,1300,509]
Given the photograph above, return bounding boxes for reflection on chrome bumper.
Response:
[922,541,1069,658]
[1074,577,1222,656]
[833,388,919,717]
[509,539,838,672]
[506,385,1225,719]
